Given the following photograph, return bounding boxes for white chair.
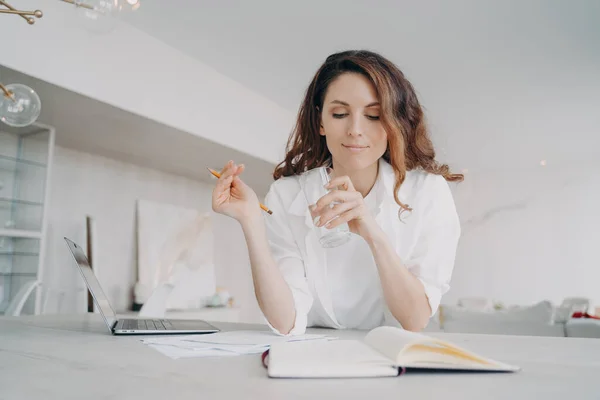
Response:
[565,318,600,338]
[440,301,563,337]
[560,297,590,314]
[5,280,40,316]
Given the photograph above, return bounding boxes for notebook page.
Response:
[398,341,520,371]
[365,327,520,372]
[364,326,429,361]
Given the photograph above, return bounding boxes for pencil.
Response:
[207,167,273,215]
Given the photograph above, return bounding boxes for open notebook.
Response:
[267,326,520,378]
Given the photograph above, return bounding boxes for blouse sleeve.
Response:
[404,174,461,316]
[261,182,313,335]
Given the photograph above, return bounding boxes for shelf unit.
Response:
[0,122,55,315]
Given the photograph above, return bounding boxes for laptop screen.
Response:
[64,238,117,330]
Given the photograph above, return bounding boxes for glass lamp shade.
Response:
[0,84,41,127]
[73,0,123,34]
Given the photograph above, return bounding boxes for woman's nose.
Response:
[347,114,364,136]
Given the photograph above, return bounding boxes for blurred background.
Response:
[0,0,598,338]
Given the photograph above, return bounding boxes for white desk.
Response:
[1,314,599,399]
[118,307,242,323]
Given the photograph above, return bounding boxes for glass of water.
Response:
[305,166,352,248]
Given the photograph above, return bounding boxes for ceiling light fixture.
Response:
[0,0,42,24]
[0,82,42,127]
[0,0,139,26]
[0,0,139,126]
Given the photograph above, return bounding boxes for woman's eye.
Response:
[332,113,379,120]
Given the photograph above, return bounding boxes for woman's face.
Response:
[320,72,388,172]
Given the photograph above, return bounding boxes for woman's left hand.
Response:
[310,175,380,239]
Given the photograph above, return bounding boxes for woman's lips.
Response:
[342,144,369,153]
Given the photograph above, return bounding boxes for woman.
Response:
[212,50,463,335]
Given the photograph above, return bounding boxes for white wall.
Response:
[446,162,600,308]
[0,1,293,165]
[45,145,600,320]
[44,146,262,322]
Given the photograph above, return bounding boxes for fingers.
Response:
[232,162,249,187]
[235,163,245,177]
[212,160,249,215]
[325,208,361,229]
[325,175,355,192]
[218,160,235,182]
[311,190,363,228]
[313,200,358,227]
[232,175,249,191]
[314,190,361,213]
[215,173,233,192]
[219,161,245,177]
[213,164,235,208]
[308,174,371,230]
[216,160,244,189]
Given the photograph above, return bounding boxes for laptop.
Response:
[64,237,220,335]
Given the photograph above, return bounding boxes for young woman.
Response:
[212,50,463,335]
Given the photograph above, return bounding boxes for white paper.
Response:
[141,330,337,360]
[146,344,241,359]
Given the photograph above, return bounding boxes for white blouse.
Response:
[262,158,461,335]
[325,171,383,330]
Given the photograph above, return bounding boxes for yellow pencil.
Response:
[207,168,273,215]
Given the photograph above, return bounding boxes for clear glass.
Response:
[0,127,49,232]
[0,198,44,231]
[0,84,42,128]
[74,0,122,34]
[0,236,40,314]
[304,166,352,248]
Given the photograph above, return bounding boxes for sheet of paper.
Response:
[140,330,337,359]
[146,344,241,359]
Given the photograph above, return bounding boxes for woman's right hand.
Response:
[211,160,261,222]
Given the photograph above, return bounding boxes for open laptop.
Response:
[64,237,219,335]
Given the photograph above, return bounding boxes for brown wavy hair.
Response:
[273,50,463,212]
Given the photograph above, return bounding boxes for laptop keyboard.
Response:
[122,319,174,330]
